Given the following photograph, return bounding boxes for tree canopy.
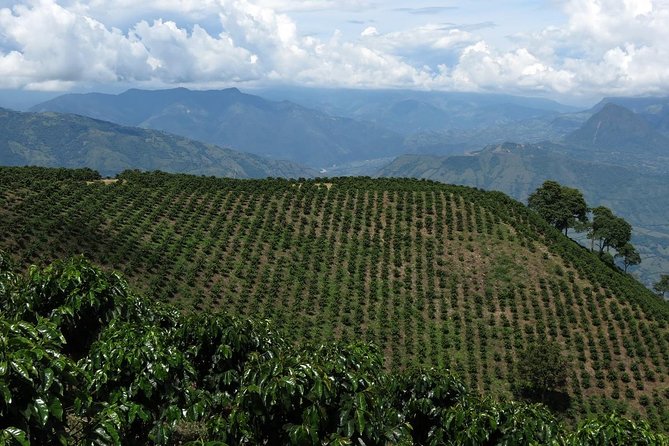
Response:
[515,340,569,404]
[528,180,588,235]
[589,206,632,255]
[616,242,641,273]
[654,274,669,298]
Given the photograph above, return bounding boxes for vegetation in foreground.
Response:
[1,254,668,445]
[1,167,668,430]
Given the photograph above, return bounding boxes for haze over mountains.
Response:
[0,107,314,178]
[30,87,584,170]
[30,88,406,168]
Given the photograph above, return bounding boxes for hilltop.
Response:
[1,166,668,430]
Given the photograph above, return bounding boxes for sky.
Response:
[0,0,668,104]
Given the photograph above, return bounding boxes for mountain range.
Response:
[30,88,406,168]
[28,87,596,170]
[564,103,669,167]
[0,107,314,178]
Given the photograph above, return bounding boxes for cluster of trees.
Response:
[529,181,639,272]
[2,254,668,445]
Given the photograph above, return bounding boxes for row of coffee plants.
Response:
[1,254,667,445]
[0,167,667,427]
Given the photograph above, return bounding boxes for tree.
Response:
[653,274,669,298]
[528,181,588,236]
[589,206,632,255]
[515,340,569,404]
[615,243,641,272]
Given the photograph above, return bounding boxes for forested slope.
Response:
[1,167,668,431]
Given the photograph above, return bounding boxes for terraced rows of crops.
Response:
[1,167,668,428]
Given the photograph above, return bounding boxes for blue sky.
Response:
[0,0,667,104]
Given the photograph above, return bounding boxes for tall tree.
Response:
[654,274,669,298]
[615,243,641,273]
[528,180,588,236]
[589,206,632,255]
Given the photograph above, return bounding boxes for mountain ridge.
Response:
[31,87,407,168]
[0,107,315,178]
[565,103,669,154]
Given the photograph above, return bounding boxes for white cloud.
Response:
[361,23,476,52]
[0,0,153,89]
[0,0,668,98]
[131,19,259,82]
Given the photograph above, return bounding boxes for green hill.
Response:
[377,143,669,288]
[0,108,314,178]
[1,167,668,430]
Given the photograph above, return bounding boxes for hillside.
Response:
[3,256,667,445]
[1,167,668,430]
[0,107,314,178]
[377,143,669,287]
[30,88,406,168]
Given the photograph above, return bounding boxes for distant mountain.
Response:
[31,88,405,168]
[0,108,314,178]
[592,96,669,135]
[253,87,579,135]
[378,142,669,286]
[565,103,669,155]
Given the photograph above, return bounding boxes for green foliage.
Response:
[229,342,400,445]
[590,206,632,255]
[527,180,588,235]
[615,243,641,273]
[0,253,668,444]
[568,414,669,445]
[2,168,669,438]
[0,318,81,445]
[515,340,569,403]
[654,275,669,298]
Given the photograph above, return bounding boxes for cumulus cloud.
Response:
[0,0,668,98]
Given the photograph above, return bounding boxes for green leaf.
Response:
[42,367,54,390]
[0,381,12,404]
[355,409,365,435]
[10,360,33,384]
[101,421,121,445]
[33,398,49,427]
[2,427,30,446]
[48,397,63,420]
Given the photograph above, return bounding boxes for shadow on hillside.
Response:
[518,389,572,413]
